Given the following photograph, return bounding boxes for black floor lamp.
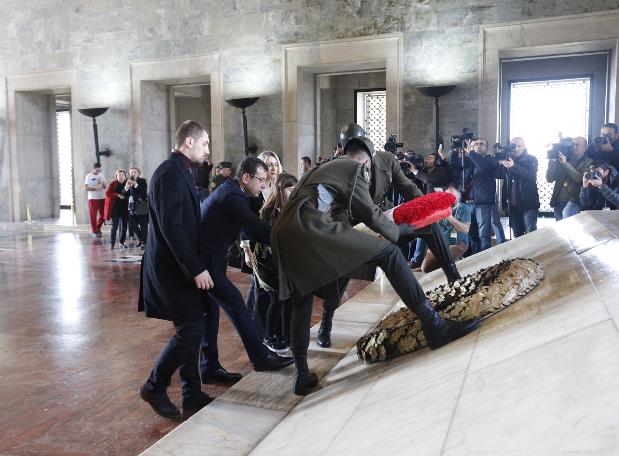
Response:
[416,85,456,152]
[225,97,260,156]
[78,107,112,163]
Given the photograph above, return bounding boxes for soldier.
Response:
[316,125,462,348]
[271,138,479,396]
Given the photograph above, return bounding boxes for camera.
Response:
[592,135,610,146]
[546,138,574,160]
[129,175,136,181]
[583,171,602,180]
[450,128,476,150]
[397,151,424,173]
[384,134,404,153]
[493,143,516,161]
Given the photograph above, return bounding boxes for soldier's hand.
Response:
[194,269,214,290]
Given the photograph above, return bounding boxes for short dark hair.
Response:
[93,162,101,169]
[236,156,268,179]
[301,156,311,165]
[175,120,207,148]
[216,161,233,170]
[602,123,619,134]
[591,159,611,171]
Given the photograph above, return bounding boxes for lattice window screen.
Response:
[509,78,590,213]
[357,91,386,149]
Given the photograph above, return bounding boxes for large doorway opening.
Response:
[501,52,609,214]
[509,77,591,212]
[55,95,75,225]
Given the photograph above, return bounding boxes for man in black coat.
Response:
[138,120,215,419]
[199,157,293,382]
[499,137,540,237]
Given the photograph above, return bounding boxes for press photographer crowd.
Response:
[136,118,619,418]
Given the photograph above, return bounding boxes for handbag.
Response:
[135,198,149,216]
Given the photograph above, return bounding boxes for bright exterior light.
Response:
[56,111,73,208]
[510,78,591,212]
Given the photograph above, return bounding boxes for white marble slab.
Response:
[140,401,286,456]
[442,320,619,455]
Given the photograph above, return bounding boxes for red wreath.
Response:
[391,192,456,229]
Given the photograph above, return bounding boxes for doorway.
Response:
[501,52,609,213]
[508,77,592,212]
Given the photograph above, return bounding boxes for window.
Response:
[356,90,386,149]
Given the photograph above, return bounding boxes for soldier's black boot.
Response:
[442,261,462,284]
[414,299,479,350]
[293,354,318,396]
[316,308,335,348]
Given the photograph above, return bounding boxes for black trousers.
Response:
[292,243,427,355]
[130,214,149,243]
[110,215,127,246]
[323,222,451,312]
[144,319,203,401]
[199,272,270,376]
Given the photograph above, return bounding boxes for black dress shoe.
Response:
[181,391,214,416]
[139,385,181,419]
[253,353,295,372]
[294,371,319,396]
[202,367,243,385]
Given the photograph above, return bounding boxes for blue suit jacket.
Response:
[200,178,271,275]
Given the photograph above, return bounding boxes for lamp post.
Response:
[78,107,111,163]
[416,85,457,152]
[225,97,260,156]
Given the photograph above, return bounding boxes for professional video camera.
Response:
[384,134,404,153]
[396,150,424,173]
[493,143,517,161]
[450,128,476,150]
[546,138,574,160]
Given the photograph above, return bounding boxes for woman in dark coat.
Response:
[104,169,129,249]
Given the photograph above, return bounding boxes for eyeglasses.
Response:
[250,175,266,183]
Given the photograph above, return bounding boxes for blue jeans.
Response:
[553,200,581,221]
[509,206,538,237]
[412,238,427,264]
[475,204,504,251]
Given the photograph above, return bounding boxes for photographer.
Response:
[585,123,619,170]
[396,150,428,196]
[447,140,474,201]
[499,137,539,237]
[419,152,450,191]
[580,160,619,210]
[468,138,506,251]
[546,137,591,221]
[123,166,148,248]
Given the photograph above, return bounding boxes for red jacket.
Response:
[104,179,124,220]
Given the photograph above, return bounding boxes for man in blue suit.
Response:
[139,120,215,419]
[199,157,294,382]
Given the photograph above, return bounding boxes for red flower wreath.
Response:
[391,192,456,229]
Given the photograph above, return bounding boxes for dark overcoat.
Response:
[138,152,206,323]
[272,158,400,300]
[371,151,424,210]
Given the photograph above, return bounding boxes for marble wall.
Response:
[1,1,619,221]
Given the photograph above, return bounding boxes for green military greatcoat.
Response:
[272,157,399,301]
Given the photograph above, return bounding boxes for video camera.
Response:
[396,150,425,173]
[546,138,574,160]
[493,143,517,161]
[450,128,476,150]
[384,134,404,153]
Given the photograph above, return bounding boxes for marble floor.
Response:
[138,211,619,456]
[0,229,367,455]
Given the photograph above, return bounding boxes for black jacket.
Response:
[448,150,474,199]
[585,140,619,171]
[502,151,540,210]
[138,152,206,323]
[579,164,619,210]
[468,151,501,205]
[200,178,271,277]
